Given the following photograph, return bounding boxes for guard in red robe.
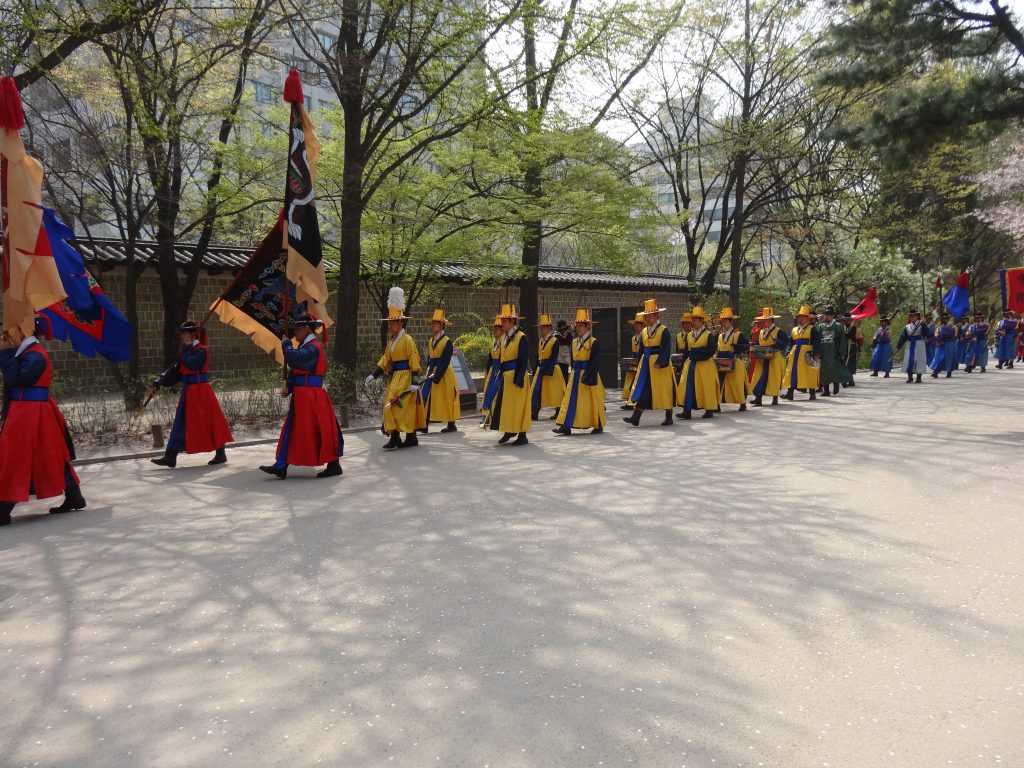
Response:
[0,316,86,526]
[260,314,343,479]
[149,321,234,468]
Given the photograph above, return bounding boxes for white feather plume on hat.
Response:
[387,286,406,311]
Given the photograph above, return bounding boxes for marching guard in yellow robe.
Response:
[676,305,719,419]
[624,298,675,426]
[620,312,645,410]
[419,307,460,433]
[748,307,789,407]
[365,287,426,449]
[490,303,532,445]
[480,315,503,423]
[784,304,822,401]
[716,307,751,411]
[554,309,606,435]
[532,313,565,420]
[674,311,692,386]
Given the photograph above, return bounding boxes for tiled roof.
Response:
[77,238,708,291]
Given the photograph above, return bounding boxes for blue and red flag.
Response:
[942,271,971,318]
[36,207,132,362]
[999,268,1024,314]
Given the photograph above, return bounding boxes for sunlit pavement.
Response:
[1,370,1022,767]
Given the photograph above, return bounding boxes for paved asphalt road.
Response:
[1,370,1022,767]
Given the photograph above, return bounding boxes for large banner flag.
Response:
[36,207,132,362]
[0,77,66,337]
[281,68,329,312]
[850,285,878,320]
[212,217,330,364]
[942,271,971,318]
[999,267,1024,314]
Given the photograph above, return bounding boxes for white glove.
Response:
[364,374,375,385]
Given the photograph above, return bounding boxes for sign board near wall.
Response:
[452,347,479,410]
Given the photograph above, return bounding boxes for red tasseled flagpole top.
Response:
[283,68,304,104]
[955,271,970,289]
[0,77,25,132]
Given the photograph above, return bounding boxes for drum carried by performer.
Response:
[716,307,751,412]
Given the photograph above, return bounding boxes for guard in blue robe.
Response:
[995,310,1017,369]
[869,318,894,377]
[929,313,958,378]
[964,312,990,373]
[895,309,932,383]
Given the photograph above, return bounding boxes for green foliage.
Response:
[454,315,496,371]
[792,242,921,316]
[819,0,1024,163]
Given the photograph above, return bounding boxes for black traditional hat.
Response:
[289,312,324,330]
[178,320,200,333]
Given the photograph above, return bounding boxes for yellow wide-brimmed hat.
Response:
[537,313,554,326]
[627,311,645,325]
[680,312,692,322]
[754,306,780,321]
[640,298,666,315]
[382,305,411,321]
[425,307,452,326]
[492,314,502,327]
[689,305,708,320]
[573,308,596,324]
[719,307,736,320]
[498,303,524,320]
[795,305,812,317]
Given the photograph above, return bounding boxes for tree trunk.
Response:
[334,146,364,378]
[729,152,747,310]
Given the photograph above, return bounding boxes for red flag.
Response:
[850,286,878,320]
[935,276,942,289]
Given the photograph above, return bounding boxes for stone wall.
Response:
[39,265,692,391]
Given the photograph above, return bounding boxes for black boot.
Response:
[752,395,763,407]
[785,390,794,401]
[512,432,529,445]
[383,432,402,450]
[931,371,938,378]
[738,403,746,412]
[820,387,830,397]
[679,409,692,420]
[771,396,779,406]
[49,484,86,514]
[869,371,878,377]
[317,460,343,478]
[996,362,1003,369]
[531,407,539,421]
[553,425,571,435]
[258,464,288,479]
[550,409,559,420]
[498,432,515,444]
[590,426,604,434]
[916,373,922,383]
[701,410,714,418]
[620,403,634,410]
[441,422,458,433]
[623,410,642,426]
[417,425,429,434]
[809,390,816,400]
[906,374,913,383]
[208,446,227,465]
[401,433,419,448]
[661,410,673,425]
[945,371,952,378]
[884,372,890,378]
[0,501,14,526]
[151,452,177,468]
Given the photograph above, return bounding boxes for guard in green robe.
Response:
[816,306,851,396]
